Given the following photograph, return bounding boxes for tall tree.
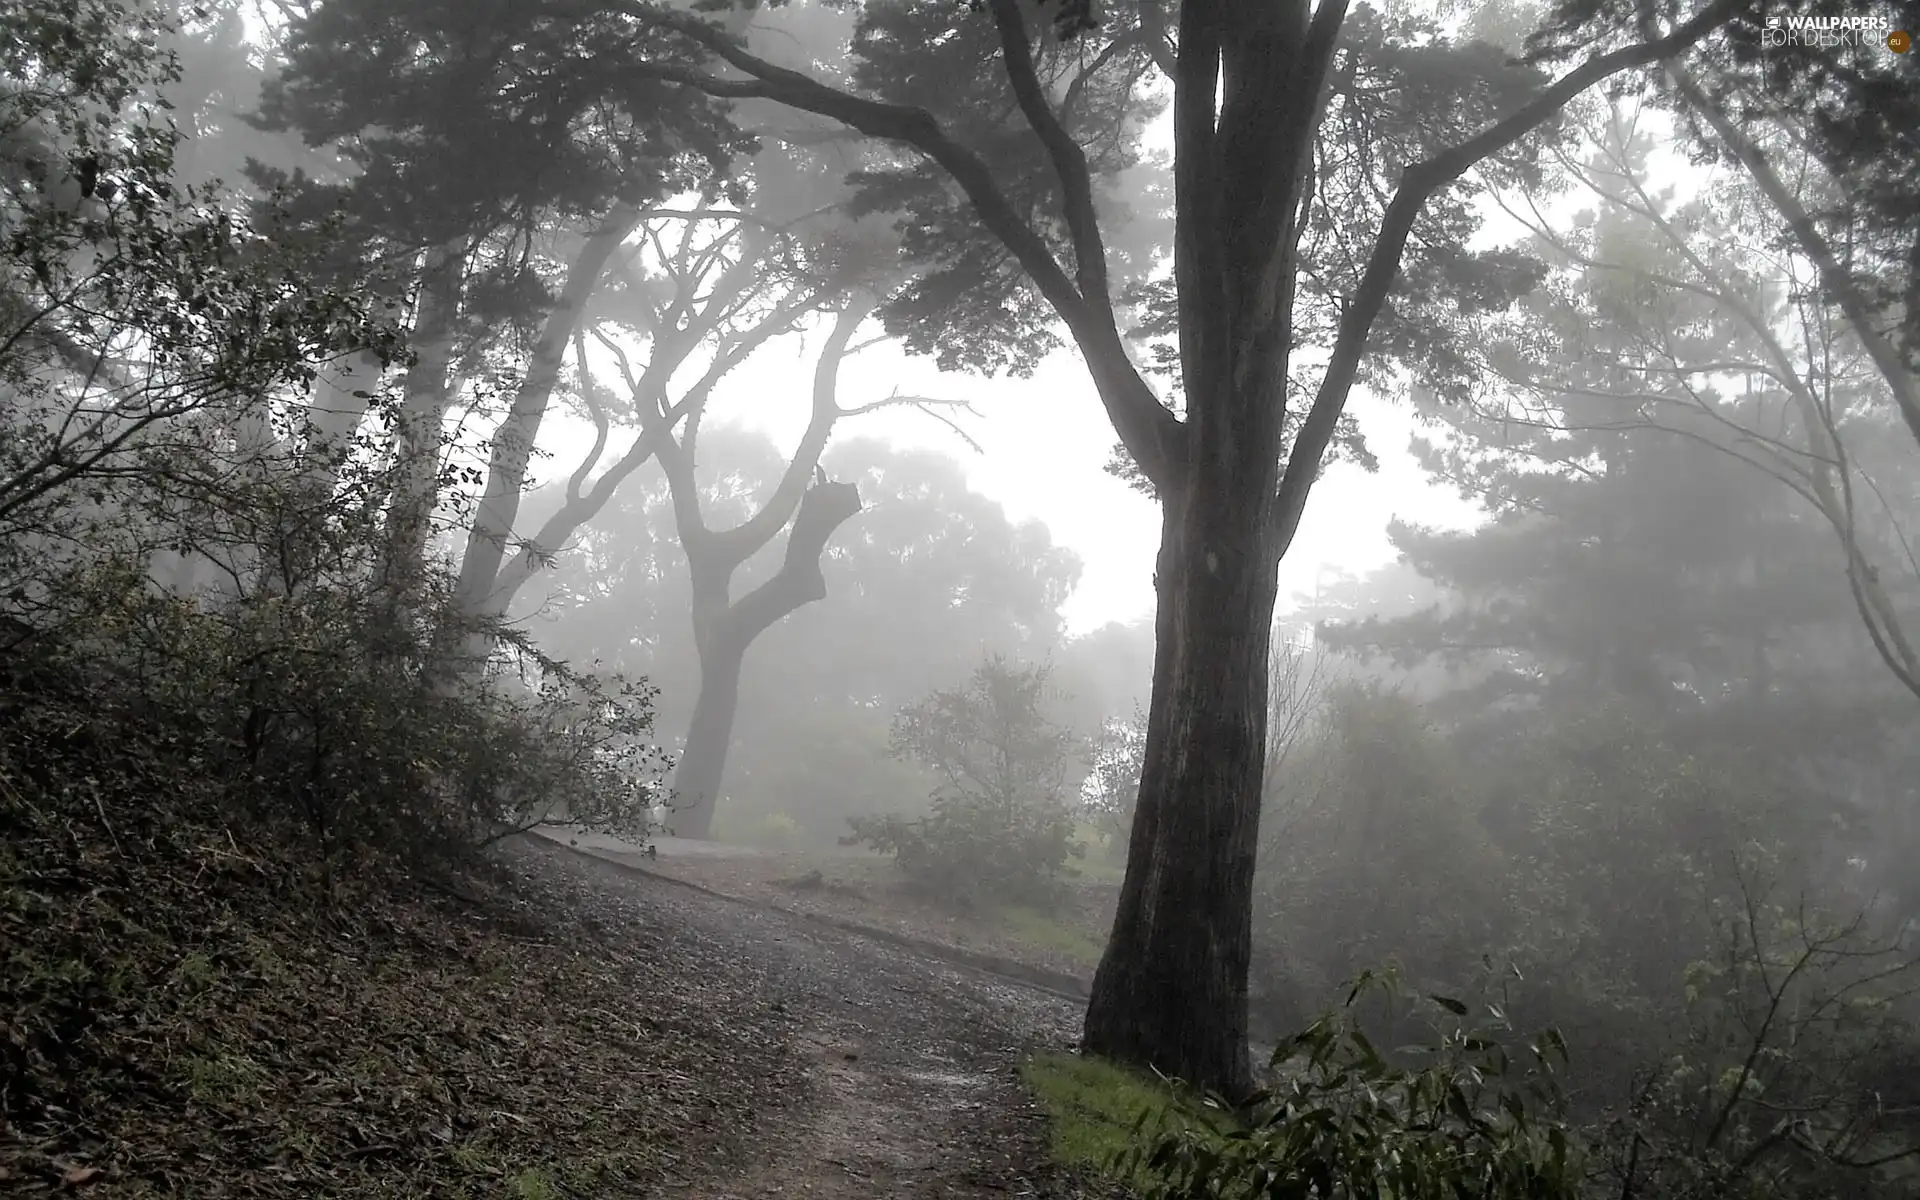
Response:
[608,0,1743,1093]
[1529,0,1920,438]
[1323,399,1920,918]
[622,286,964,839]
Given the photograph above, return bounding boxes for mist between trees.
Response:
[3,0,1918,1196]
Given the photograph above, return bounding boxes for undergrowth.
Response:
[0,661,784,1195]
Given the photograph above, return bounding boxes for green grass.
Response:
[997,903,1107,966]
[1020,1052,1236,1189]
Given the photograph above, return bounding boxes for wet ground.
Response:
[502,835,1122,1199]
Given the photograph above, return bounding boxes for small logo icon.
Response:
[1891,29,1912,52]
[1767,14,1781,27]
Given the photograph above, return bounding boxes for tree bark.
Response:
[380,242,465,599]
[305,349,385,494]
[666,631,748,840]
[1083,497,1279,1098]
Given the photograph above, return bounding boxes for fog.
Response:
[6,0,1917,1195]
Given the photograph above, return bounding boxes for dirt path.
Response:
[502,835,1118,1199]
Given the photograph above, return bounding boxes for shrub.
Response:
[1252,683,1505,1038]
[14,553,666,872]
[1081,705,1145,860]
[0,0,664,875]
[844,655,1084,907]
[1579,877,1920,1200]
[1122,974,1583,1200]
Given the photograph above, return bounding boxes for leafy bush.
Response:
[844,655,1084,906]
[1252,683,1505,1036]
[1082,705,1145,860]
[1579,879,1920,1200]
[15,553,666,871]
[1122,974,1583,1200]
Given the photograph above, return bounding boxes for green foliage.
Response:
[1527,0,1918,368]
[20,552,664,867]
[841,0,1165,376]
[1,0,401,557]
[0,0,665,875]
[1080,704,1145,859]
[1115,978,1582,1200]
[253,0,752,266]
[843,655,1084,907]
[1579,886,1920,1200]
[995,902,1106,968]
[1254,683,1506,1028]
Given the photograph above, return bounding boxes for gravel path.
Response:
[499,835,1119,1199]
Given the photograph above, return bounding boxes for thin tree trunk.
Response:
[304,349,384,497]
[381,243,464,599]
[452,205,641,651]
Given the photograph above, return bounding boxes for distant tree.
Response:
[614,0,1743,1094]
[845,655,1084,907]
[1439,97,1920,703]
[1080,705,1145,857]
[247,0,752,606]
[538,430,1083,838]
[1327,378,1919,919]
[621,288,970,839]
[1051,616,1156,735]
[1530,0,1920,434]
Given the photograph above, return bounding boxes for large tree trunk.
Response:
[667,631,748,840]
[1082,443,1283,1101]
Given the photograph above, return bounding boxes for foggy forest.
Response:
[3,0,1917,1195]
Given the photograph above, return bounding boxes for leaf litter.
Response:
[3,714,1125,1197]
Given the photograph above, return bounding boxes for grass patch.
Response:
[1020,1052,1235,1189]
[996,903,1106,967]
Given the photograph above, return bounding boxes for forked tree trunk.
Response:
[665,480,862,838]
